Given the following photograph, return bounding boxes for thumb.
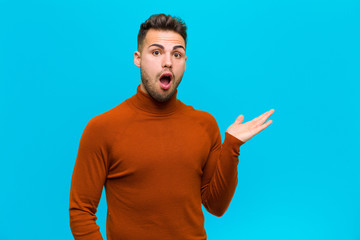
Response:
[235,114,244,124]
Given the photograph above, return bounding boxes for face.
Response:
[134,29,187,102]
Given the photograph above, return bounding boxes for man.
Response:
[69,14,274,240]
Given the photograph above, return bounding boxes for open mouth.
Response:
[159,72,173,90]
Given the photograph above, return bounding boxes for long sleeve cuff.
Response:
[223,132,245,157]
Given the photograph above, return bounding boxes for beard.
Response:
[140,67,183,102]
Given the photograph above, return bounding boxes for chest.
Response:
[107,117,212,180]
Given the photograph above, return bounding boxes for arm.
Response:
[69,118,108,240]
[201,109,275,217]
[201,124,244,217]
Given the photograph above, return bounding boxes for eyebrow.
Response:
[148,44,185,51]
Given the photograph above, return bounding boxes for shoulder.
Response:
[178,102,219,132]
[83,99,135,135]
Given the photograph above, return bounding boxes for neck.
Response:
[129,85,179,114]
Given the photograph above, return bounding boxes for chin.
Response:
[152,89,175,102]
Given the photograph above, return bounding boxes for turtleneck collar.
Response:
[128,85,179,115]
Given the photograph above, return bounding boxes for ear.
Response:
[134,51,141,68]
[184,55,187,70]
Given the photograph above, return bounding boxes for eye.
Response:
[152,50,161,56]
[173,52,182,58]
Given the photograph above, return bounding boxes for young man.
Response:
[69,14,274,240]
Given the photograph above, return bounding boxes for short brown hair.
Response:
[137,14,187,51]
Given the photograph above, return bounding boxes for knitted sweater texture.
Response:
[69,86,244,240]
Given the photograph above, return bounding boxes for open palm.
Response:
[226,109,275,143]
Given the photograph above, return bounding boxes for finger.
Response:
[253,109,275,125]
[252,119,273,135]
[235,114,244,124]
[251,109,273,122]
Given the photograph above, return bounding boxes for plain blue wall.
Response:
[1,0,359,239]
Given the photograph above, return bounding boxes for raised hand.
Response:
[226,109,275,143]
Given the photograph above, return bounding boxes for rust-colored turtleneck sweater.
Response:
[69,86,244,240]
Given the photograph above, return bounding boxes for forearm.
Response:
[69,175,105,240]
[69,207,103,240]
[201,132,244,216]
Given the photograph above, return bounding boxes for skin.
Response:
[134,29,274,142]
[134,29,187,102]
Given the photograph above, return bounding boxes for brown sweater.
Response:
[69,86,244,240]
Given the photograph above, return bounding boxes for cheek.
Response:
[175,62,186,74]
[141,61,160,80]
[142,58,161,71]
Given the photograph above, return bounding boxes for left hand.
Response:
[226,109,275,143]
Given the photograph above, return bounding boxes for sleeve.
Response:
[200,117,244,217]
[69,118,108,239]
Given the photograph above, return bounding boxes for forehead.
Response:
[144,29,185,48]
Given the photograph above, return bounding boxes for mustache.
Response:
[157,69,175,79]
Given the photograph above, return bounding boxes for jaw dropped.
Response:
[159,72,173,90]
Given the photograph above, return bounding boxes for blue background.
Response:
[1,0,359,239]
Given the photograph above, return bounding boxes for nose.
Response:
[162,53,172,68]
